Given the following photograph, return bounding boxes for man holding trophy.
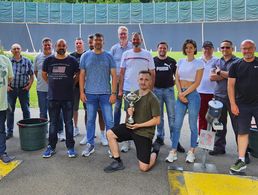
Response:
[104,71,160,173]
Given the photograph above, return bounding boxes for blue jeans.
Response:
[86,94,114,145]
[172,90,200,149]
[153,87,175,142]
[37,91,48,119]
[114,98,122,126]
[7,88,30,134]
[48,100,74,149]
[0,110,7,155]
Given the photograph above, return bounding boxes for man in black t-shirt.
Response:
[42,39,79,158]
[152,42,185,159]
[70,37,85,137]
[228,39,258,173]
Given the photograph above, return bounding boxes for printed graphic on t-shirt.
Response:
[50,64,67,80]
[156,63,171,71]
[0,65,7,87]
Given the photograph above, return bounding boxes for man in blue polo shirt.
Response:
[6,43,34,139]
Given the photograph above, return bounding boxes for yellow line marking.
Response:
[168,170,258,195]
[0,160,22,180]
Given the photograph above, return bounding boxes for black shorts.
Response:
[237,104,258,135]
[111,124,152,164]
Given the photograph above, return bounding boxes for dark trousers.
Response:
[0,110,7,155]
[48,100,74,149]
[214,96,238,151]
[7,88,30,134]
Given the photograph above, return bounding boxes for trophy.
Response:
[123,92,141,124]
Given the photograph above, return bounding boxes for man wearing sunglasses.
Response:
[209,40,242,157]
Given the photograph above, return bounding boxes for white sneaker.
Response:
[58,132,66,142]
[165,151,177,163]
[121,141,131,153]
[100,133,108,146]
[186,151,196,163]
[80,136,87,145]
[73,127,80,137]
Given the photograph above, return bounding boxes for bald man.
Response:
[228,40,258,173]
[42,39,79,158]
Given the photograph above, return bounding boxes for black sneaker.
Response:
[209,149,225,156]
[0,153,15,163]
[154,137,164,146]
[104,160,125,173]
[245,152,250,164]
[6,133,13,140]
[177,142,185,153]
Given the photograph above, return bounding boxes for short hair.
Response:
[118,26,128,34]
[241,39,256,48]
[132,32,141,37]
[55,39,67,46]
[94,33,104,39]
[75,37,83,41]
[182,39,197,55]
[88,34,94,39]
[11,43,21,50]
[220,40,233,47]
[157,41,168,49]
[42,37,52,44]
[138,70,151,77]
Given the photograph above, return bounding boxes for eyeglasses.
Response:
[220,46,231,49]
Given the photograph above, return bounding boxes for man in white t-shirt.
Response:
[119,32,155,152]
[197,41,217,134]
[0,54,15,163]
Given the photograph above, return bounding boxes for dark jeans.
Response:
[0,110,7,155]
[214,96,238,151]
[48,100,74,149]
[7,88,30,134]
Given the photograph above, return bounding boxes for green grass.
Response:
[13,51,257,108]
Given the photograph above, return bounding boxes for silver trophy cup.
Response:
[124,92,141,124]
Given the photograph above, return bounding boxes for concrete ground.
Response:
[1,108,258,195]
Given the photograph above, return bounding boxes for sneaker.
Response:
[108,149,112,158]
[104,160,125,173]
[154,137,164,146]
[80,136,87,145]
[67,148,77,158]
[186,151,195,163]
[177,142,185,153]
[165,151,177,163]
[100,133,108,146]
[58,132,66,142]
[42,145,56,158]
[230,159,247,172]
[6,133,13,140]
[209,149,225,156]
[73,127,80,137]
[245,152,250,164]
[82,143,95,157]
[121,141,131,153]
[0,153,15,163]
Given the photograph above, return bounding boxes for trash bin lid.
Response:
[208,100,223,109]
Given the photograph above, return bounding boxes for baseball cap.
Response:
[202,41,214,48]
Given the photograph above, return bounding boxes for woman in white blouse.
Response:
[166,39,204,163]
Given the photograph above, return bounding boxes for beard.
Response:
[57,49,66,55]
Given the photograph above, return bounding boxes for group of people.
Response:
[0,25,257,174]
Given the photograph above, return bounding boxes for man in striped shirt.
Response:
[6,43,34,139]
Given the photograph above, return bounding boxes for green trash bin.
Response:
[17,118,48,151]
[249,128,258,158]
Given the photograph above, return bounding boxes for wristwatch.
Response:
[217,70,221,76]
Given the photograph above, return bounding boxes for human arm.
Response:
[175,69,188,103]
[110,68,117,104]
[79,69,87,103]
[42,71,48,83]
[150,69,155,89]
[119,67,125,97]
[126,116,160,130]
[228,77,239,116]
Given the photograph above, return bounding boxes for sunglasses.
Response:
[220,46,231,49]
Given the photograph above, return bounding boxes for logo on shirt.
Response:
[53,66,66,73]
[156,63,171,71]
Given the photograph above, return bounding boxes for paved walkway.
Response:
[1,108,258,195]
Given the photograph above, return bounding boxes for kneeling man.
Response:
[104,70,160,173]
